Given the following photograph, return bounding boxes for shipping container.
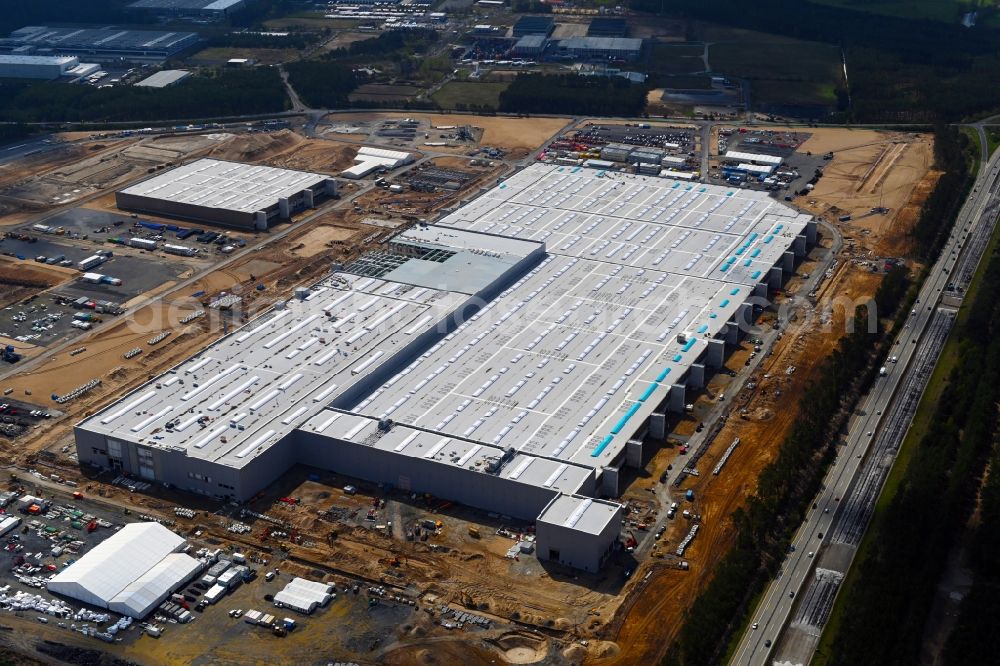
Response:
[77,255,104,271]
[128,238,157,250]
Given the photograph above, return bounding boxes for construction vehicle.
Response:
[2,346,21,364]
[624,532,638,552]
[272,624,287,637]
[468,526,481,539]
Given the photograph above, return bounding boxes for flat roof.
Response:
[0,54,76,65]
[78,228,540,469]
[78,273,471,468]
[119,158,331,214]
[558,36,643,52]
[353,164,808,468]
[537,493,620,535]
[128,0,243,9]
[135,69,190,88]
[3,26,198,54]
[302,411,593,495]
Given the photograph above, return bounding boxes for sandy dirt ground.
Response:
[327,112,572,153]
[792,129,936,257]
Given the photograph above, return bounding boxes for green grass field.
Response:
[431,81,509,110]
[648,43,707,75]
[808,0,988,23]
[703,31,842,107]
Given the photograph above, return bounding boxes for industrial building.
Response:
[341,146,414,180]
[135,69,191,88]
[0,26,200,62]
[555,36,643,62]
[115,159,337,229]
[587,17,628,37]
[127,0,246,20]
[76,164,816,571]
[512,15,555,37]
[47,523,201,618]
[511,35,547,57]
[0,54,81,79]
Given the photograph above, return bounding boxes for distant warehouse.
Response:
[555,36,643,62]
[135,69,191,88]
[0,25,199,62]
[127,0,247,20]
[0,54,81,79]
[116,159,338,230]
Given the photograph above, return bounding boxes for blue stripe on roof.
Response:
[764,235,774,244]
[656,367,671,382]
[639,383,658,402]
[709,313,718,319]
[720,299,730,307]
[682,338,696,352]
[610,403,643,435]
[751,270,762,279]
[591,434,614,457]
[751,248,761,258]
[673,354,683,362]
[697,324,708,334]
[730,288,740,296]
[744,259,753,267]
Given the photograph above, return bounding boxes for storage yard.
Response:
[0,118,939,665]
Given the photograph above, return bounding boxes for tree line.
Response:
[825,247,1000,665]
[0,68,287,123]
[498,74,647,117]
[910,126,975,260]
[634,0,1000,122]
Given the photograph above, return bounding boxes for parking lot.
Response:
[576,123,698,152]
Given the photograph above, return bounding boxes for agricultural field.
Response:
[704,28,843,108]
[431,81,510,110]
[647,43,707,76]
[809,0,986,22]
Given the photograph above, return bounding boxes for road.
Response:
[731,147,1000,665]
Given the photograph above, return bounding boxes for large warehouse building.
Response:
[47,523,201,618]
[0,26,199,62]
[115,158,338,229]
[127,0,247,20]
[0,54,80,79]
[76,163,815,572]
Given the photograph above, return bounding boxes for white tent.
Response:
[109,553,202,617]
[48,523,197,618]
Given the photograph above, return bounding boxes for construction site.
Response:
[0,117,937,666]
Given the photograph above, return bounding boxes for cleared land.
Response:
[432,81,510,110]
[705,29,843,107]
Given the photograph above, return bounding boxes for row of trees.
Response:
[325,28,439,60]
[0,68,287,123]
[498,74,647,117]
[910,126,975,259]
[282,61,358,109]
[633,0,1000,122]
[826,249,1000,664]
[663,264,911,666]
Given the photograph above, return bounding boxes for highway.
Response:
[731,148,1000,666]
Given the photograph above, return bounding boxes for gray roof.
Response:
[537,494,621,535]
[135,69,190,88]
[558,36,643,52]
[118,159,331,214]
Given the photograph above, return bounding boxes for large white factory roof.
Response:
[118,158,331,214]
[47,523,192,616]
[78,228,539,468]
[348,165,808,467]
[80,163,809,507]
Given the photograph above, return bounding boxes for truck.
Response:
[77,255,104,271]
[879,366,887,376]
[81,273,104,284]
[162,244,196,257]
[44,254,65,265]
[128,238,157,250]
[685,489,695,501]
